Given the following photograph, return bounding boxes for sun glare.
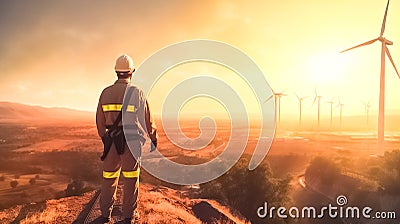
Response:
[307,53,348,86]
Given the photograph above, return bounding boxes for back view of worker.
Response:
[96,54,158,223]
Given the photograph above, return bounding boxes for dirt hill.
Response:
[0,183,247,224]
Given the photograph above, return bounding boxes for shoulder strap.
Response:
[108,86,135,131]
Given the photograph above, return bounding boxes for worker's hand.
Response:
[150,140,157,152]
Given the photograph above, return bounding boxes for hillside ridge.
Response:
[0,183,248,224]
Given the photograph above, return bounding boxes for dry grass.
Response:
[0,181,248,224]
[139,188,201,224]
[0,191,94,224]
[205,200,249,224]
[21,208,58,224]
[21,203,78,223]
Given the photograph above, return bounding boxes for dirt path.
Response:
[78,185,125,224]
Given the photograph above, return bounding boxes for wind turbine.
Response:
[336,97,344,126]
[362,99,372,126]
[296,94,308,126]
[265,90,287,125]
[327,97,335,127]
[340,0,400,144]
[312,88,322,127]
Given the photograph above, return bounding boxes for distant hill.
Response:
[0,102,93,123]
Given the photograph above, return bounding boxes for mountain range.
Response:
[0,102,93,123]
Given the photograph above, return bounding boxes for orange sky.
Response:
[0,0,399,122]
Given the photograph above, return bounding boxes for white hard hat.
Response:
[115,54,135,73]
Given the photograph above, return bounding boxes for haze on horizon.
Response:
[1,0,400,124]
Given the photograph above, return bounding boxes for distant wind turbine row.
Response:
[265,89,347,128]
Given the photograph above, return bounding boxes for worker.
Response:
[96,54,158,223]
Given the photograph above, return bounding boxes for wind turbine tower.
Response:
[340,0,399,145]
[327,98,335,127]
[363,99,372,126]
[337,97,344,126]
[296,94,308,126]
[313,89,322,127]
[265,90,287,125]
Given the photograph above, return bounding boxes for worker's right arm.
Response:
[144,100,158,151]
[96,91,106,138]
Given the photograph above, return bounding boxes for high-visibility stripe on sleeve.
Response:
[102,104,135,113]
[122,168,140,178]
[103,169,121,179]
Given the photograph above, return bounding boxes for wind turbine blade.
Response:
[340,38,379,53]
[295,93,300,100]
[264,95,274,103]
[380,0,390,36]
[312,87,319,106]
[385,47,400,78]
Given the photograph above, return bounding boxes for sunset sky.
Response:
[1,0,400,122]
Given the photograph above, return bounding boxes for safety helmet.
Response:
[115,54,135,73]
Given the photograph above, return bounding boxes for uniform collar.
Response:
[114,78,131,84]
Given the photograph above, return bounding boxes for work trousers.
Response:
[100,141,141,219]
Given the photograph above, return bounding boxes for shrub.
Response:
[200,158,291,224]
[377,150,400,194]
[305,156,341,186]
[14,174,20,179]
[66,179,85,196]
[35,174,40,179]
[0,175,5,181]
[10,180,18,188]
[368,166,383,180]
[29,178,36,185]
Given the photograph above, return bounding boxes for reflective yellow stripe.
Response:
[122,168,140,178]
[103,169,121,179]
[102,104,135,112]
[102,104,122,111]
